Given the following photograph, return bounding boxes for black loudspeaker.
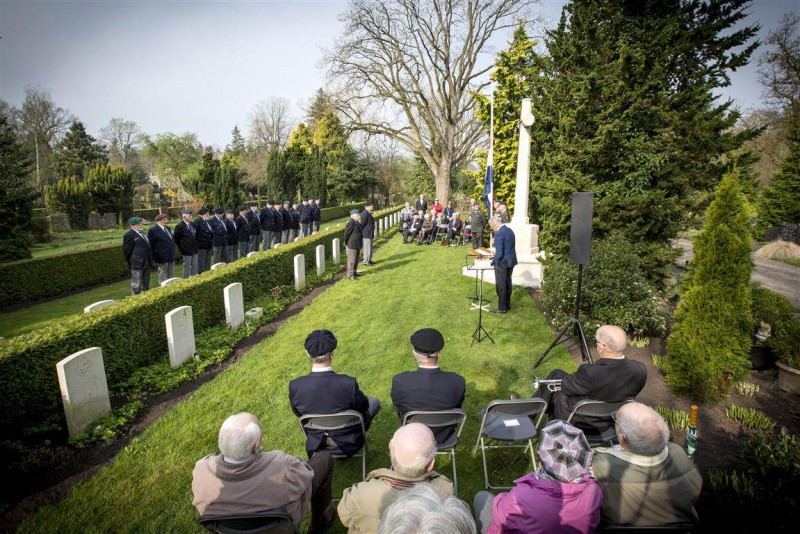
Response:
[569,192,594,265]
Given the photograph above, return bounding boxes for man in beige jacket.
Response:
[338,423,453,533]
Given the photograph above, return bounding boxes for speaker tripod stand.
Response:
[468,263,494,346]
[534,264,593,368]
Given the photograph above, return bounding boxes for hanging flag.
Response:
[482,150,494,216]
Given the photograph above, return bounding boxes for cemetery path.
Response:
[675,237,800,310]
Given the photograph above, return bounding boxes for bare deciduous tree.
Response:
[248,97,293,150]
[99,118,142,167]
[758,12,799,114]
[324,0,537,203]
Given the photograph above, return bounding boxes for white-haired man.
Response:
[377,482,475,534]
[533,324,647,434]
[338,423,454,533]
[591,402,702,528]
[191,412,335,533]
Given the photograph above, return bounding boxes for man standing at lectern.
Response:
[489,217,516,314]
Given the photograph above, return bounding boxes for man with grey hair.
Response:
[488,216,516,314]
[191,412,335,533]
[338,423,454,533]
[533,324,647,434]
[344,210,363,280]
[391,328,466,444]
[289,330,380,457]
[377,482,475,534]
[591,402,702,527]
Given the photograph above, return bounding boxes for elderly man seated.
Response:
[417,213,435,245]
[378,483,476,534]
[338,423,453,533]
[591,402,702,528]
[191,412,335,533]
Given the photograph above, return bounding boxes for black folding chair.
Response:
[298,411,367,479]
[565,399,634,447]
[402,409,468,494]
[474,398,548,490]
[198,508,299,534]
[598,523,694,533]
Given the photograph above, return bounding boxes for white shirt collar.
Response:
[312,366,332,373]
[222,455,250,464]
[418,365,439,369]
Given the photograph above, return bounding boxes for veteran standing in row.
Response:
[147,213,175,284]
[122,216,154,295]
[174,209,198,278]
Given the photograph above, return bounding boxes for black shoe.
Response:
[490,308,507,314]
[309,506,336,533]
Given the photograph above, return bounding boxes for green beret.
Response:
[128,217,143,226]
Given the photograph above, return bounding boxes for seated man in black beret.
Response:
[289,330,381,458]
[390,328,466,444]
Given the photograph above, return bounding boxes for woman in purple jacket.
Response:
[474,420,602,534]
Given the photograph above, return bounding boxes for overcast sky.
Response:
[0,0,796,148]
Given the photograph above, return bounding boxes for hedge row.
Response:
[0,203,369,308]
[0,207,401,443]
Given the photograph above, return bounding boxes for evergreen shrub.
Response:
[666,174,753,400]
[541,232,668,338]
[0,208,400,444]
[750,282,794,336]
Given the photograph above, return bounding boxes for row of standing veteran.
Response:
[246,197,323,253]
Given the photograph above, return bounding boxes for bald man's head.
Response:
[616,402,669,456]
[389,423,437,478]
[596,325,627,356]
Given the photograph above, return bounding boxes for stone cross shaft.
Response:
[512,98,535,225]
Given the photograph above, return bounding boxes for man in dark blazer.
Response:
[391,328,466,444]
[223,209,237,262]
[534,325,648,434]
[289,330,381,458]
[415,193,428,214]
[360,201,375,266]
[246,201,261,253]
[344,210,362,280]
[280,201,293,243]
[194,208,214,273]
[488,216,517,313]
[299,197,312,238]
[147,213,176,284]
[122,216,154,294]
[259,200,275,250]
[235,206,250,259]
[290,201,301,241]
[271,201,283,246]
[312,196,322,233]
[209,208,228,265]
[173,209,198,278]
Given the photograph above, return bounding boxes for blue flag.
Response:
[482,151,493,216]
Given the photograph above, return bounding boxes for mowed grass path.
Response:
[0,216,354,339]
[23,235,573,533]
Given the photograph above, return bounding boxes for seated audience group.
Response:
[192,324,702,533]
[400,195,468,246]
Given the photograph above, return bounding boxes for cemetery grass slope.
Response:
[21,236,571,533]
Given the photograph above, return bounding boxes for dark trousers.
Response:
[131,268,151,295]
[534,369,569,416]
[472,231,483,249]
[306,452,334,529]
[494,260,513,311]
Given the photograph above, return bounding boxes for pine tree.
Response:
[527,0,759,280]
[45,176,92,228]
[666,172,753,400]
[208,156,242,209]
[303,146,328,203]
[227,126,246,157]
[51,121,108,180]
[759,112,800,228]
[265,148,289,200]
[0,115,36,261]
[85,164,134,227]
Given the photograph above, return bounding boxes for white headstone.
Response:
[294,254,305,291]
[224,283,244,329]
[312,231,317,235]
[332,238,341,263]
[245,307,263,322]
[274,243,281,249]
[165,306,196,368]
[83,299,115,314]
[56,347,112,438]
[337,223,342,227]
[325,227,330,231]
[294,237,301,242]
[247,251,258,258]
[161,277,181,287]
[315,245,325,276]
[211,262,226,270]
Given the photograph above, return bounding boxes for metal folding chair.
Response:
[565,399,634,447]
[598,523,694,533]
[198,508,299,534]
[402,409,468,494]
[474,398,548,490]
[298,411,368,480]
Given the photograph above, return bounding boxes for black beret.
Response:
[239,205,248,212]
[305,330,337,356]
[249,201,258,207]
[410,328,445,355]
[214,208,224,214]
[365,201,373,207]
[266,199,274,206]
[198,208,209,215]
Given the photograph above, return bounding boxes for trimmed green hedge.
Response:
[0,207,401,443]
[0,245,131,308]
[320,202,366,222]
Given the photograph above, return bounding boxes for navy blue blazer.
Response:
[391,367,466,444]
[492,225,517,268]
[209,216,228,247]
[289,370,371,457]
[147,224,176,264]
[360,209,375,239]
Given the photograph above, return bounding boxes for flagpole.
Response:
[489,87,494,219]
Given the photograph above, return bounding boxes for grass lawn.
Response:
[26,216,356,261]
[1,216,356,339]
[22,235,573,533]
[774,257,800,268]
